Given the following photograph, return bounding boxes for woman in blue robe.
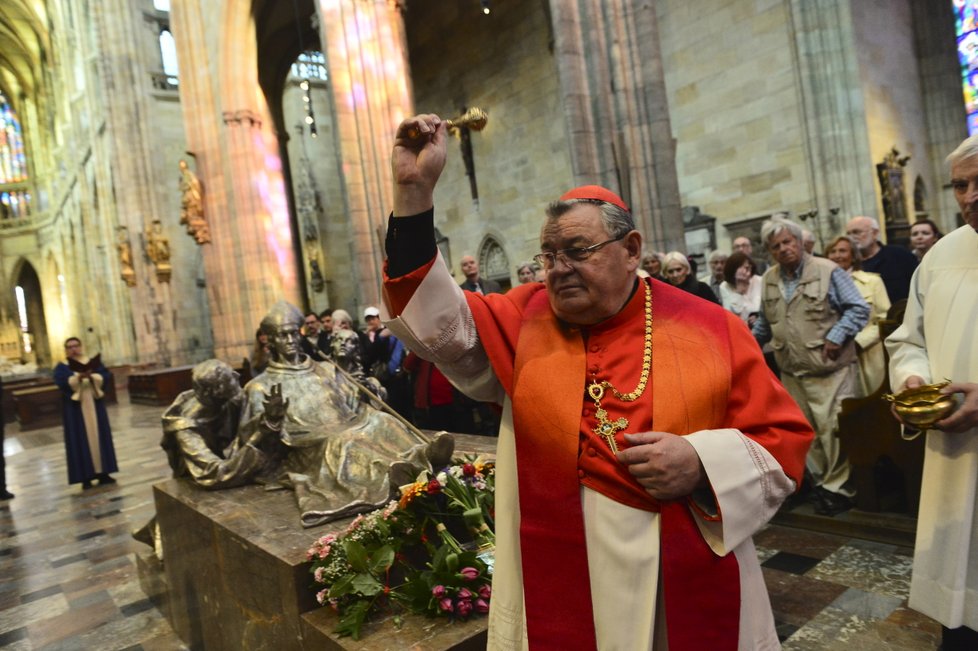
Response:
[53,337,117,489]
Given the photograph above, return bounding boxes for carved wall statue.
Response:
[876,146,911,227]
[117,226,136,287]
[145,219,172,283]
[179,159,210,244]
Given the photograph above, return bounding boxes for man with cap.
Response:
[380,114,813,649]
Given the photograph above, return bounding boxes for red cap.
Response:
[559,185,629,212]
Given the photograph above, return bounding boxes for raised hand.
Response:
[262,383,289,429]
[392,114,448,216]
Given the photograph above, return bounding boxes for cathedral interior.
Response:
[0,0,973,649]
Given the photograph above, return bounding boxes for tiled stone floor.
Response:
[1,393,941,650]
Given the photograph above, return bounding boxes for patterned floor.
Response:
[0,394,941,650]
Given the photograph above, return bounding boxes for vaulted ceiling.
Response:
[0,0,49,108]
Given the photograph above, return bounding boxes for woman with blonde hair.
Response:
[825,235,891,396]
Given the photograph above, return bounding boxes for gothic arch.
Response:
[478,235,512,291]
[9,257,50,365]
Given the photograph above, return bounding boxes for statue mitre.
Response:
[260,301,303,333]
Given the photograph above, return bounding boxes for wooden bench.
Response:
[128,365,195,406]
[12,384,63,431]
[837,301,924,514]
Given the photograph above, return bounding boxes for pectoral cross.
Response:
[592,408,627,453]
[588,381,628,453]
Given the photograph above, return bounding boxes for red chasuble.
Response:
[387,268,812,650]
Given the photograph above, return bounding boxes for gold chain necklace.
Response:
[586,281,652,453]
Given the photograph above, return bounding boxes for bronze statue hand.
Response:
[262,383,289,429]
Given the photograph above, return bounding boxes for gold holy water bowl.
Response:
[883,380,957,429]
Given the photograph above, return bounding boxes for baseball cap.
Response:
[363,306,380,318]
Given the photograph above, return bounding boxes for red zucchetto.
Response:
[559,185,630,213]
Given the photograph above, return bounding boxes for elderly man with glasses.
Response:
[379,114,813,650]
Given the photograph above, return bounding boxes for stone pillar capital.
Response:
[222,109,262,128]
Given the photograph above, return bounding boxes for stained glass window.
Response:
[291,51,328,82]
[0,92,28,184]
[954,0,978,134]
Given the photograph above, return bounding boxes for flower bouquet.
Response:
[307,457,495,639]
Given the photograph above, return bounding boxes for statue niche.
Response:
[876,146,912,245]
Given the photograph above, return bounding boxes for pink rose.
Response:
[316,589,328,605]
[439,597,454,612]
[456,599,473,617]
[459,567,479,581]
[457,587,473,601]
[478,584,491,599]
[475,598,490,613]
[431,585,446,598]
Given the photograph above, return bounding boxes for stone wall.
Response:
[656,0,811,250]
[404,0,573,285]
[850,0,930,233]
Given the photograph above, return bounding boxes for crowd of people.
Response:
[248,263,504,438]
[633,213,931,517]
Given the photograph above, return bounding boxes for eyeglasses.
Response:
[533,234,625,270]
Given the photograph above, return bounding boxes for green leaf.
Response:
[431,542,450,570]
[328,574,355,599]
[351,573,382,596]
[335,599,373,639]
[344,540,369,572]
[369,545,395,574]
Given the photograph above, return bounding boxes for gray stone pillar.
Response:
[549,0,684,252]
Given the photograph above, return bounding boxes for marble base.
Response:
[135,548,169,621]
[153,433,496,651]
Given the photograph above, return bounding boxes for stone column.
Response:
[316,0,414,313]
[548,0,684,252]
[785,0,877,225]
[90,0,172,364]
[172,0,300,362]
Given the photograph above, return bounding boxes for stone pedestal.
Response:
[153,433,496,650]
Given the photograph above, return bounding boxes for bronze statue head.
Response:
[191,359,241,407]
[260,301,305,365]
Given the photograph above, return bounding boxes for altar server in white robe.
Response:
[887,134,978,651]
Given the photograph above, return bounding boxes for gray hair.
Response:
[641,250,664,264]
[851,215,881,233]
[707,250,729,262]
[331,309,353,330]
[516,260,540,274]
[760,217,804,246]
[947,134,978,169]
[801,229,815,245]
[545,199,635,239]
[662,251,690,271]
